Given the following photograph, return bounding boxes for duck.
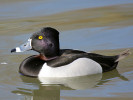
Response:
[11,27,131,78]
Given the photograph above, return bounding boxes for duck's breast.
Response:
[38,58,102,77]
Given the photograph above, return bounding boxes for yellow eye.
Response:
[38,36,43,40]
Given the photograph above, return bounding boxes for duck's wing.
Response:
[47,49,117,72]
[47,49,130,72]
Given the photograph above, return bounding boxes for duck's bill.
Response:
[11,39,32,53]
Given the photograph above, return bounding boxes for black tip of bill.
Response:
[11,48,16,53]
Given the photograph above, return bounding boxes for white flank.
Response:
[38,58,102,77]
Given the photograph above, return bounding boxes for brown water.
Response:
[0,0,133,100]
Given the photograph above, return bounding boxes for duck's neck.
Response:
[39,54,58,61]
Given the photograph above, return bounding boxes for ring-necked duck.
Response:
[11,27,131,77]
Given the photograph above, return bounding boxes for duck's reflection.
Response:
[12,69,128,100]
[39,73,102,90]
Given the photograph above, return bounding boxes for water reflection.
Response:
[39,74,102,90]
[98,70,128,86]
[12,69,128,100]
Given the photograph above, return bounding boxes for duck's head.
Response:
[11,27,60,60]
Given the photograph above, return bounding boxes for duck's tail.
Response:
[115,49,131,62]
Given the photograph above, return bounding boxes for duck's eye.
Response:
[38,36,43,40]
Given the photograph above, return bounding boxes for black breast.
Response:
[19,55,45,77]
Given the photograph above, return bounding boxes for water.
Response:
[0,0,133,100]
[1,0,133,20]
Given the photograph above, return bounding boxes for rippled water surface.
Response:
[0,0,133,100]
